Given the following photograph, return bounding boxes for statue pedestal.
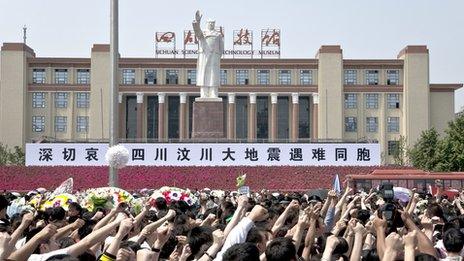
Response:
[192,101,224,139]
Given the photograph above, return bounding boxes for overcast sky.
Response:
[1,0,463,112]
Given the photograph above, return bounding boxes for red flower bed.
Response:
[0,166,396,191]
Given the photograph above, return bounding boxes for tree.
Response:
[0,143,25,166]
[392,136,407,166]
[434,114,464,171]
[408,128,440,171]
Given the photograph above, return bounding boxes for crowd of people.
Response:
[0,184,464,261]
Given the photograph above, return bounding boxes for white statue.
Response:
[193,10,224,101]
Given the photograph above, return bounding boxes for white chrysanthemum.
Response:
[105,145,130,169]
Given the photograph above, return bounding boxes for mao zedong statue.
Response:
[192,10,224,101]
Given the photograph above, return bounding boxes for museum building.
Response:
[0,43,461,163]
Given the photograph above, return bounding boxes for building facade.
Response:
[0,43,461,164]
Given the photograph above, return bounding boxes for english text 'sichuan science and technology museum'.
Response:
[0,42,462,164]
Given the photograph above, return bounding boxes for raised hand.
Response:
[385,232,404,252]
[195,10,202,23]
[212,229,225,245]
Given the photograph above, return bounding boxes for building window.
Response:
[144,69,157,85]
[300,70,312,85]
[122,69,136,84]
[387,94,400,109]
[77,69,90,84]
[365,94,379,109]
[345,117,357,132]
[387,117,400,132]
[236,70,249,85]
[76,93,90,108]
[166,70,179,84]
[387,70,399,85]
[54,116,67,132]
[365,70,379,85]
[32,92,46,108]
[344,94,357,109]
[54,69,68,84]
[187,69,197,85]
[220,70,227,85]
[344,70,357,85]
[278,70,291,85]
[55,92,68,108]
[77,116,89,133]
[257,70,270,85]
[32,69,46,84]
[366,117,378,132]
[388,140,400,156]
[32,116,45,132]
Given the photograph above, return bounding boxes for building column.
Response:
[248,93,257,142]
[118,93,125,139]
[227,93,236,140]
[291,93,299,141]
[179,92,187,141]
[312,93,319,140]
[158,92,166,142]
[136,92,144,141]
[270,93,278,141]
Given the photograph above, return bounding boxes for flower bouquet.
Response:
[150,186,198,206]
[83,187,134,211]
[40,193,78,211]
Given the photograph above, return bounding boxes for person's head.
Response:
[443,228,464,254]
[67,202,82,218]
[0,194,9,218]
[48,207,66,222]
[206,19,215,31]
[188,226,213,257]
[45,254,79,261]
[155,197,167,210]
[361,249,380,261]
[27,227,60,254]
[265,237,297,261]
[246,226,271,253]
[223,242,260,261]
[415,253,439,261]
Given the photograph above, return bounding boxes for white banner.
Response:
[25,143,380,167]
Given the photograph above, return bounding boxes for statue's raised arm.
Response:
[193,10,205,41]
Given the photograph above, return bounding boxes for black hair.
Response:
[58,237,75,248]
[333,237,349,256]
[265,237,297,261]
[49,207,66,222]
[45,254,79,261]
[356,209,371,225]
[68,202,82,215]
[361,248,380,261]
[415,253,439,261]
[223,242,260,261]
[77,223,94,240]
[187,226,213,256]
[155,197,168,210]
[443,228,464,253]
[0,195,9,212]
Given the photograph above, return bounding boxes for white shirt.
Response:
[28,248,68,261]
[214,217,254,261]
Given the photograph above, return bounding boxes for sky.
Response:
[1,0,463,112]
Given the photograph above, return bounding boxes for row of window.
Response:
[32,116,88,133]
[345,93,400,109]
[33,68,400,86]
[345,116,400,133]
[122,69,313,86]
[32,92,90,108]
[32,69,90,84]
[345,69,399,85]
